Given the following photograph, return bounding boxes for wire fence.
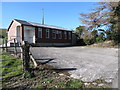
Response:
[0,38,23,81]
[0,37,37,82]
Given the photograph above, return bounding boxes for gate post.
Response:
[2,38,5,51]
[5,39,7,52]
[22,41,30,72]
[14,39,17,55]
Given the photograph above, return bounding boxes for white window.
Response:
[58,31,62,39]
[52,30,56,39]
[16,26,20,42]
[64,31,67,39]
[68,32,71,39]
[46,29,50,38]
[38,28,42,38]
[16,26,20,37]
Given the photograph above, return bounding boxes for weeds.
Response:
[35,85,44,88]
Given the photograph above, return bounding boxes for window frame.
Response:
[58,31,62,39]
[64,31,67,39]
[16,26,20,37]
[38,28,42,38]
[52,30,56,39]
[46,29,50,39]
[68,32,71,39]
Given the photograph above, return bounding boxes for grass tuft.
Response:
[1,52,23,80]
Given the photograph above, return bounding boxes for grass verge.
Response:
[1,52,23,81]
[1,52,110,89]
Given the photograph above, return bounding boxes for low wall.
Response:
[8,43,20,47]
[35,43,72,47]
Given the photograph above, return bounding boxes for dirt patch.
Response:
[2,64,82,89]
[36,63,71,76]
[2,63,110,89]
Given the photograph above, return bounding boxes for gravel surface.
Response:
[30,46,118,83]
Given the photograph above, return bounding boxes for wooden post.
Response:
[5,39,7,52]
[29,53,38,68]
[14,39,17,55]
[20,41,23,60]
[22,41,30,72]
[2,38,4,51]
[20,45,23,60]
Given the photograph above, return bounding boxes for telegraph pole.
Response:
[42,8,44,25]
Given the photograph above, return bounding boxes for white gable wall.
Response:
[8,21,21,44]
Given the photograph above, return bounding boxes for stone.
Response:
[59,73,64,76]
[98,83,104,87]
[84,83,90,86]
[92,82,97,85]
[105,79,112,83]
[70,74,80,79]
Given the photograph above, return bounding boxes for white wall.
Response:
[24,26,35,43]
[8,21,21,43]
[16,26,21,43]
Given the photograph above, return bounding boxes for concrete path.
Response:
[30,46,118,83]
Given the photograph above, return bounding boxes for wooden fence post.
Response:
[14,39,17,55]
[5,39,7,52]
[22,41,30,72]
[20,45,23,60]
[2,38,5,51]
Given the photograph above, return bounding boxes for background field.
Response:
[0,29,7,45]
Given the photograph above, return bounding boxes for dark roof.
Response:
[14,19,68,30]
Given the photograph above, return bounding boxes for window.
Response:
[64,31,67,39]
[16,26,20,37]
[16,26,20,31]
[52,30,56,39]
[16,26,20,42]
[68,32,71,39]
[46,29,50,38]
[58,31,62,39]
[38,28,42,38]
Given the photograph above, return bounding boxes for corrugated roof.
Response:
[14,19,69,30]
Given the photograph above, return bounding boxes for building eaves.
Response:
[14,19,69,31]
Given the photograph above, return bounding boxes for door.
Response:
[24,30,35,43]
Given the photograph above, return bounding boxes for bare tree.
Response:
[80,2,119,30]
[80,1,120,43]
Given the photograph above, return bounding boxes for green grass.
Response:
[66,79,83,88]
[1,52,23,79]
[0,29,7,38]
[35,78,83,88]
[43,78,53,84]
[0,38,3,45]
[58,79,83,88]
[0,28,7,45]
[35,85,44,88]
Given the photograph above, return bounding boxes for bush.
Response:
[112,30,120,44]
[83,38,95,45]
[96,37,104,43]
[83,39,91,45]
[82,34,93,45]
